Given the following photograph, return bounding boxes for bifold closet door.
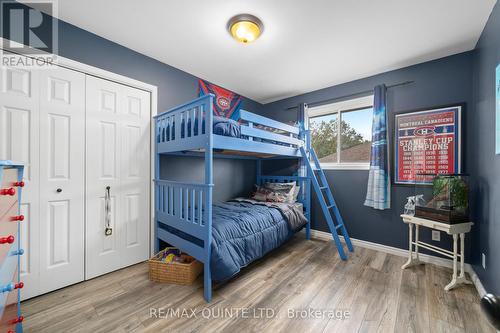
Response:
[38,68,85,294]
[0,63,85,298]
[85,76,150,279]
[0,62,41,300]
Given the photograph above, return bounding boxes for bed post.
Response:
[204,96,214,302]
[154,118,160,253]
[298,103,311,240]
[305,130,312,240]
[256,159,262,185]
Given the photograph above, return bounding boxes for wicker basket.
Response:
[148,248,203,285]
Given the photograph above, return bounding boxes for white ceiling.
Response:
[55,0,496,104]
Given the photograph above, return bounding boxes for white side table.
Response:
[401,214,473,291]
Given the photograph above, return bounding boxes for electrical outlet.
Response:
[482,253,487,269]
[431,230,441,241]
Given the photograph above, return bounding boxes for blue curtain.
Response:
[364,85,391,210]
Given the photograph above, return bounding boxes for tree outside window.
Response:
[309,107,373,165]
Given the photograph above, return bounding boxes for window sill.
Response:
[315,163,370,171]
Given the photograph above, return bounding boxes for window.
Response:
[308,95,373,169]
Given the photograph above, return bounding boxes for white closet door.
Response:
[38,68,86,293]
[0,63,41,299]
[120,82,151,267]
[85,76,150,279]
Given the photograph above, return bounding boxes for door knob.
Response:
[56,188,62,193]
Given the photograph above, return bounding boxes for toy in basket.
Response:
[149,247,203,285]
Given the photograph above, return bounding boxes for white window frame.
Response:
[307,95,374,170]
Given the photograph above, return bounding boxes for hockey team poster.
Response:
[394,106,462,185]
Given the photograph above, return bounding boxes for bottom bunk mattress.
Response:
[211,199,306,282]
[158,199,307,282]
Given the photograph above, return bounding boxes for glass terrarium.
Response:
[414,173,470,224]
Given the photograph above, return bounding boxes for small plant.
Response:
[431,175,468,213]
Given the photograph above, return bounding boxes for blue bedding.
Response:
[210,201,292,282]
[212,116,241,137]
[160,116,241,142]
[158,200,301,282]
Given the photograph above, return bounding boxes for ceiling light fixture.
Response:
[227,14,263,44]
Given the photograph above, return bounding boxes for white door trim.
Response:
[1,37,159,257]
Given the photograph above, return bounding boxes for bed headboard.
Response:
[258,175,311,221]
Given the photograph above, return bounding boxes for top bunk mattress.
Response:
[171,116,241,140]
[155,95,303,156]
[161,116,297,142]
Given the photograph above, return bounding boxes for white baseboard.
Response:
[467,266,487,297]
[307,229,486,298]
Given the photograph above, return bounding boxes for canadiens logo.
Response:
[217,96,230,110]
[414,126,436,136]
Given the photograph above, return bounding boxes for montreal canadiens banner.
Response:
[198,79,242,120]
[394,106,462,185]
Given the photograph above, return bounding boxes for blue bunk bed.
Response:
[154,94,352,302]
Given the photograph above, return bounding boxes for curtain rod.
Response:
[285,80,414,110]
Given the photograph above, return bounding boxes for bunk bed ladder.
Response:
[300,147,354,260]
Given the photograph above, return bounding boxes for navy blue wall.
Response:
[263,52,474,257]
[0,0,261,199]
[159,155,255,202]
[471,2,500,295]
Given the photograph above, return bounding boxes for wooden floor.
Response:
[22,236,494,333]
